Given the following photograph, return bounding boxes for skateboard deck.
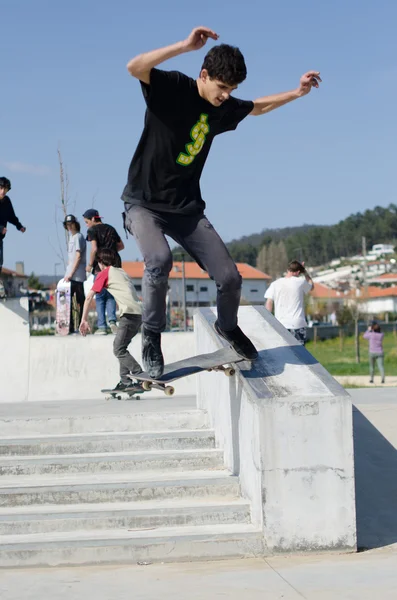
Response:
[55,279,71,336]
[101,385,145,401]
[133,347,246,396]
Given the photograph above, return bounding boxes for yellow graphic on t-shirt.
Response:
[176,114,210,166]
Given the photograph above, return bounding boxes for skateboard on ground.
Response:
[133,347,246,396]
[101,384,146,401]
[55,279,71,336]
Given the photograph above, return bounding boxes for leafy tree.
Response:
[27,272,43,290]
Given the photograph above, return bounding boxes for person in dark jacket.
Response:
[0,177,26,278]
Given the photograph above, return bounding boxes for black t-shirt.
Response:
[121,69,254,215]
[86,223,122,273]
[0,196,23,239]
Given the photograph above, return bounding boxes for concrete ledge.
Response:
[0,298,30,402]
[194,306,357,554]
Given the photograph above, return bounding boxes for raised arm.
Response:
[126,26,219,84]
[250,71,321,116]
[302,266,314,291]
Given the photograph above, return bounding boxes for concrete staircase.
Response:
[0,402,262,567]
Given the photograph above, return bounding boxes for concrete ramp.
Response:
[195,306,356,554]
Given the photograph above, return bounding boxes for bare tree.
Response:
[49,148,71,271]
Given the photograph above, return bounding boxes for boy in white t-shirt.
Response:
[264,260,314,345]
[80,248,143,391]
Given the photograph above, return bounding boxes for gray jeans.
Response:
[113,314,142,383]
[0,237,3,274]
[369,352,385,381]
[125,205,242,333]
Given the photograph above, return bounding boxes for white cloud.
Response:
[1,161,51,176]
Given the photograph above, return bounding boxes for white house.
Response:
[357,286,397,315]
[368,243,395,257]
[122,261,270,308]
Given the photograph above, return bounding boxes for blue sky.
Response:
[2,0,396,275]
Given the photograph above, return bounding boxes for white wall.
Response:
[132,277,267,306]
[362,298,397,314]
[0,301,196,403]
[0,298,30,402]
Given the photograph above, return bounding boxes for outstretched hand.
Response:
[183,26,219,52]
[298,71,322,96]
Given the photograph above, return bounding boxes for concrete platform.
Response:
[349,388,397,550]
[1,551,397,599]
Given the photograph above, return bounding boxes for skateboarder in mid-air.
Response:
[122,26,321,378]
[0,177,26,293]
[79,248,144,393]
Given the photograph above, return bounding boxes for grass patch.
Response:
[306,332,397,376]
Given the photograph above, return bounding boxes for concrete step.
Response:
[0,498,251,535]
[0,470,240,507]
[0,409,207,437]
[0,523,263,567]
[0,429,215,456]
[0,449,224,477]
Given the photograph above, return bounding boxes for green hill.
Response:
[172,204,397,271]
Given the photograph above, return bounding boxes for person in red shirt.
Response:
[80,248,143,392]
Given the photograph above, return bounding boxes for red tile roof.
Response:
[362,286,397,298]
[372,273,397,279]
[1,267,28,278]
[122,261,270,280]
[309,283,343,299]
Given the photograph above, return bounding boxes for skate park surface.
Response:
[1,298,397,596]
[1,388,396,598]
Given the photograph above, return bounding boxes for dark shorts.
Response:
[288,327,307,345]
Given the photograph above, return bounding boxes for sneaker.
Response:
[369,379,374,384]
[126,382,145,393]
[95,329,108,336]
[109,321,118,334]
[214,320,258,360]
[142,327,164,378]
[112,381,129,392]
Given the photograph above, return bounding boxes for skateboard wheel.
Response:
[164,386,175,396]
[207,368,213,372]
[225,367,235,377]
[142,381,152,391]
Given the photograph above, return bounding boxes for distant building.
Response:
[307,283,345,316]
[356,286,397,315]
[122,261,271,308]
[368,243,395,257]
[1,266,28,297]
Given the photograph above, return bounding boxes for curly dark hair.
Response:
[0,177,11,191]
[201,44,247,86]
